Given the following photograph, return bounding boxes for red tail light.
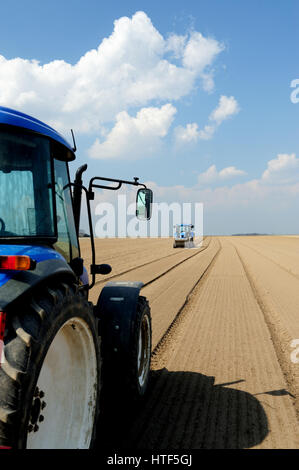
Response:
[0,255,35,271]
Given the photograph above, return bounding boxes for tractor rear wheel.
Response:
[0,283,101,449]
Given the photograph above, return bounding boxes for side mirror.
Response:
[136,188,153,220]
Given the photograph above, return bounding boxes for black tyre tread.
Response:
[11,317,33,347]
[0,282,100,448]
[127,295,152,400]
[102,295,152,402]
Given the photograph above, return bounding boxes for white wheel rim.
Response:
[137,315,151,388]
[26,317,98,449]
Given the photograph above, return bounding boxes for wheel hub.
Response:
[26,317,98,449]
[28,387,46,433]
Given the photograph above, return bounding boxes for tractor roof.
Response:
[0,106,75,161]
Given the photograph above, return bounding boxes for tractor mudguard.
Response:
[0,258,76,311]
[95,281,143,356]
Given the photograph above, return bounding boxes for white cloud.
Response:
[182,32,224,91]
[219,166,245,179]
[0,11,224,138]
[197,164,246,185]
[87,152,299,235]
[198,124,216,140]
[262,153,299,184]
[175,95,240,144]
[174,123,200,143]
[209,95,240,124]
[165,34,187,59]
[88,104,176,160]
[144,154,299,234]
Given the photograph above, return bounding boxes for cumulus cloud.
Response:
[198,124,216,140]
[197,164,246,185]
[147,168,299,234]
[209,95,239,124]
[174,122,200,143]
[86,152,299,235]
[262,153,299,184]
[165,34,187,59]
[175,95,239,144]
[182,32,224,91]
[0,11,224,139]
[88,103,176,159]
[149,154,299,221]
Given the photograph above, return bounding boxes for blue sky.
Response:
[0,1,299,234]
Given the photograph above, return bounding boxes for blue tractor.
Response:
[0,106,153,449]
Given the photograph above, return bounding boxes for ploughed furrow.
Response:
[94,237,209,287]
[229,236,299,417]
[99,237,298,449]
[88,237,210,308]
[97,237,220,449]
[81,236,208,282]
[142,237,220,349]
[230,235,299,279]
[90,237,219,347]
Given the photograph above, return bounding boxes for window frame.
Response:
[0,125,57,245]
[0,125,77,250]
[52,158,80,262]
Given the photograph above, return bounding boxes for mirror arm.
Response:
[88,176,147,193]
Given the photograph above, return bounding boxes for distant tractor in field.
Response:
[173,224,195,248]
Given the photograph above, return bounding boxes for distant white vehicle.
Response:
[173,224,195,248]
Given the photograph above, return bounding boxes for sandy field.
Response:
[81,236,299,449]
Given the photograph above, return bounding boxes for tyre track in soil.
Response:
[228,235,299,280]
[81,237,208,284]
[96,238,220,448]
[93,237,209,288]
[89,237,218,350]
[229,236,299,420]
[97,237,299,449]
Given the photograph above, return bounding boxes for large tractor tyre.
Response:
[127,296,152,400]
[0,283,101,449]
[103,296,152,402]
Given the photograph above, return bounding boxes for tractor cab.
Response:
[0,106,153,284]
[173,224,194,248]
[0,108,79,266]
[174,224,193,240]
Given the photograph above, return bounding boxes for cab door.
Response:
[53,159,79,263]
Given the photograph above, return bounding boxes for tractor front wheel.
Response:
[0,283,101,449]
